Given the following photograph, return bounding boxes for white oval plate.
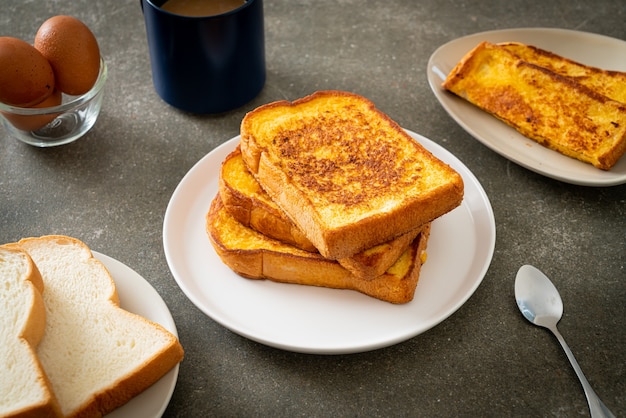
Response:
[163,130,495,354]
[95,252,180,418]
[427,28,626,187]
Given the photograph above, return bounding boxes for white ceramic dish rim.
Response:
[162,130,496,354]
[95,251,179,418]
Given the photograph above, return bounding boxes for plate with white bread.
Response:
[428,28,626,186]
[164,91,495,354]
[0,236,183,417]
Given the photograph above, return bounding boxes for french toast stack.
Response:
[443,41,626,170]
[206,91,464,304]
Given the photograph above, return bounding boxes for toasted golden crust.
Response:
[219,146,318,252]
[240,90,463,259]
[499,42,626,104]
[206,195,430,304]
[219,146,426,279]
[443,42,626,170]
[337,226,421,280]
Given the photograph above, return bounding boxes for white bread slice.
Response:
[17,236,184,418]
[0,244,62,418]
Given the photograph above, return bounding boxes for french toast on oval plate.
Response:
[443,41,626,170]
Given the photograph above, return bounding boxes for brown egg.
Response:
[0,36,55,106]
[34,15,101,96]
[1,89,63,131]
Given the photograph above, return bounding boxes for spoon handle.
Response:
[550,326,615,418]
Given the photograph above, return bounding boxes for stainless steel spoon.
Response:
[515,265,615,418]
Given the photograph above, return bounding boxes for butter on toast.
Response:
[499,42,626,104]
[443,41,626,170]
[219,146,426,279]
[206,195,431,304]
[240,90,463,260]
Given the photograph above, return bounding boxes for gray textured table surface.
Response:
[1,1,625,417]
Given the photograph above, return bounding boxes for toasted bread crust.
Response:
[206,195,430,304]
[240,90,463,259]
[219,146,427,278]
[219,146,318,252]
[337,225,422,280]
[443,42,626,170]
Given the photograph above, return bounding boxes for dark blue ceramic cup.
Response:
[140,0,265,114]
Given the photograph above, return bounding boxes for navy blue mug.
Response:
[140,0,265,114]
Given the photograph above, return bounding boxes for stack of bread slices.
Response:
[1,236,184,418]
[206,90,465,304]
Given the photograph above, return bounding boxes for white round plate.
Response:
[94,251,180,418]
[163,130,495,354]
[427,28,626,187]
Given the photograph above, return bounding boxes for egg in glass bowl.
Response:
[0,58,107,147]
[0,15,106,147]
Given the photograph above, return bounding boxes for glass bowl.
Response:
[0,58,107,147]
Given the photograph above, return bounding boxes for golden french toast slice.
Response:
[240,90,463,260]
[443,42,626,170]
[499,42,626,104]
[206,194,430,304]
[218,146,426,279]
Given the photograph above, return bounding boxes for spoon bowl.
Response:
[514,265,615,418]
[515,265,563,328]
